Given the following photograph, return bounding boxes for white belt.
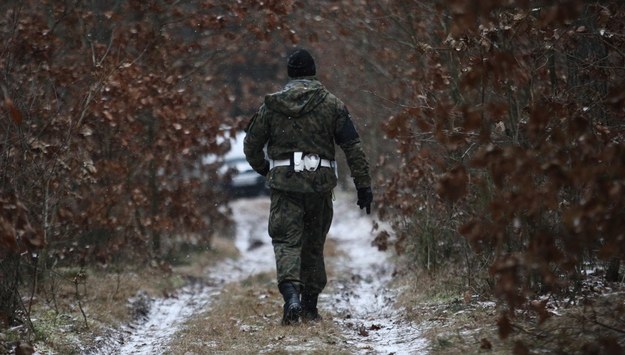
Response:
[270,152,337,177]
[269,158,334,169]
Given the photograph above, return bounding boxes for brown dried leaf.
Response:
[480,338,492,350]
[436,166,468,201]
[0,218,18,253]
[530,299,551,325]
[15,341,34,355]
[497,314,513,339]
[513,341,530,355]
[462,106,482,131]
[4,97,23,125]
[372,230,390,251]
[22,228,45,250]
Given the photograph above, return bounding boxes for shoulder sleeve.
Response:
[243,105,269,174]
[334,105,360,145]
[334,104,371,189]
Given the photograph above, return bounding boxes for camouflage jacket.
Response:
[244,77,371,193]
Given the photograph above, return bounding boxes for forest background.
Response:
[1,0,624,353]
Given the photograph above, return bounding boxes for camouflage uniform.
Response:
[244,77,371,296]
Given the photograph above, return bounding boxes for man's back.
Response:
[242,48,373,326]
[244,49,371,195]
[262,78,338,162]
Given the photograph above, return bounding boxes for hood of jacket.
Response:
[264,78,328,117]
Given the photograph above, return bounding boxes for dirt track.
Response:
[94,192,427,354]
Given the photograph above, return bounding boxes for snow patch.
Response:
[90,197,274,355]
[326,192,428,354]
[92,193,428,354]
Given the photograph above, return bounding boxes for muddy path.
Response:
[93,192,426,354]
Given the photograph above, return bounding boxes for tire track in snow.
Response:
[89,197,275,355]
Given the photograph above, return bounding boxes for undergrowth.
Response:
[0,237,235,354]
[392,258,625,354]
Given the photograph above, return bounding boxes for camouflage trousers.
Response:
[268,188,333,295]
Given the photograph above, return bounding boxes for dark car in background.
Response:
[222,155,268,197]
[212,131,269,198]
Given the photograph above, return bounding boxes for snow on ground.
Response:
[90,198,275,355]
[326,191,428,354]
[93,192,427,354]
[209,196,276,283]
[113,284,216,355]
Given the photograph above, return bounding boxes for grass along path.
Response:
[90,196,278,354]
[166,192,427,354]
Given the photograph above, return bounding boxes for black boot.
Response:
[278,282,302,325]
[301,293,322,322]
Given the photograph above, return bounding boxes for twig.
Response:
[50,271,59,314]
[96,28,116,67]
[594,319,625,335]
[27,254,39,317]
[249,304,263,318]
[14,288,36,336]
[74,272,89,329]
[511,322,533,335]
[461,143,476,159]
[114,270,121,299]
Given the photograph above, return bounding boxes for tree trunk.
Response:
[0,252,20,327]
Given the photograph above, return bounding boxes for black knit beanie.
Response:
[287,49,316,78]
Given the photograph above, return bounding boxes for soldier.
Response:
[244,48,373,325]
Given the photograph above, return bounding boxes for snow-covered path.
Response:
[94,192,427,354]
[111,199,276,355]
[327,193,427,354]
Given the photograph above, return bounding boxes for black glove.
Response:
[257,161,270,177]
[357,186,373,214]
